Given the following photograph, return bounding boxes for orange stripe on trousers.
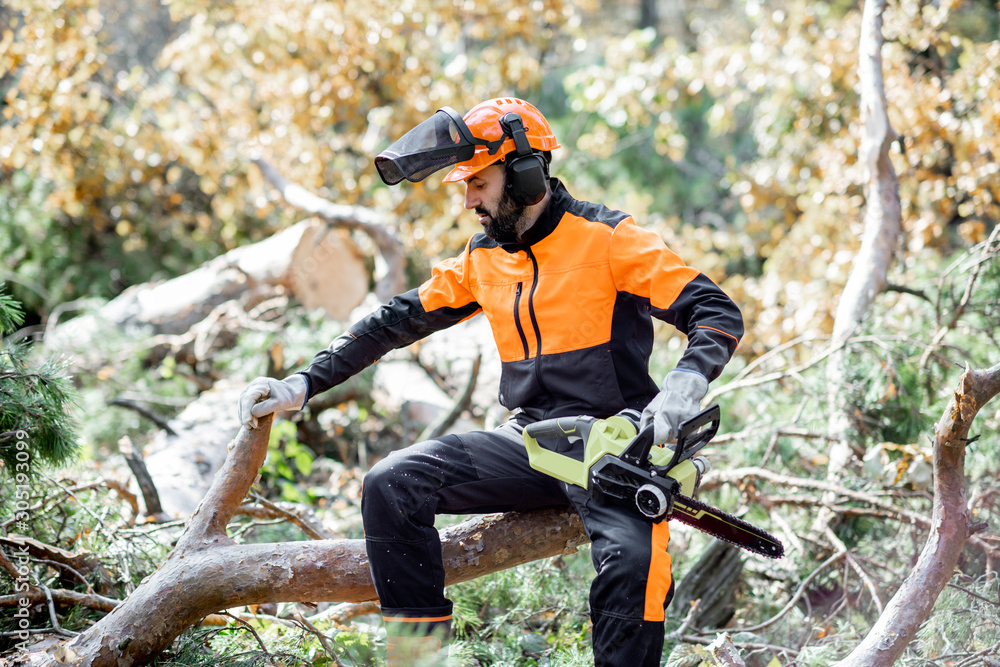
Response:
[643,521,672,622]
[382,614,453,624]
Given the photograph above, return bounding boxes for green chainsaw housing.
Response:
[522,406,785,559]
[522,414,704,497]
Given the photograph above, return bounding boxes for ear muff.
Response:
[499,113,548,206]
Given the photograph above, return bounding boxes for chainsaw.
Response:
[523,405,784,559]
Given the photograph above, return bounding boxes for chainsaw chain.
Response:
[671,493,784,559]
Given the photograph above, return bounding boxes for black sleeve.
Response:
[651,273,744,382]
[298,288,481,399]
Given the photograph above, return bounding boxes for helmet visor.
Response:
[375,107,480,185]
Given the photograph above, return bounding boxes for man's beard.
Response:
[478,189,527,243]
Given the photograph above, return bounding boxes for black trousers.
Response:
[361,423,674,666]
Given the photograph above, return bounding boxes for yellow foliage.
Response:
[1,0,995,363]
[565,0,998,359]
[1,0,575,261]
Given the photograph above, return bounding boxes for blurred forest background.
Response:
[1,0,999,665]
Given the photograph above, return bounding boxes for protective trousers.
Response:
[361,423,675,666]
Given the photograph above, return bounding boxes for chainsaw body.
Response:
[523,406,717,521]
[523,405,785,559]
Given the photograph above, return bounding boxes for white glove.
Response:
[237,374,308,429]
[640,370,709,446]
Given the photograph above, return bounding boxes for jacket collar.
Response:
[497,178,570,252]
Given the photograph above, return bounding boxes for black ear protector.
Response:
[498,113,549,206]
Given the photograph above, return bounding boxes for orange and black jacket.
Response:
[299,179,744,423]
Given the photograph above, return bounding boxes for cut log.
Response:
[46,218,369,349]
[253,158,408,302]
[287,222,372,319]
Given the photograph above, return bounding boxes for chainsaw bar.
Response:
[672,493,784,559]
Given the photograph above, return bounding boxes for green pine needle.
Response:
[0,290,24,338]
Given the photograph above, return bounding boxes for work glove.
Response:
[640,369,709,446]
[237,374,308,429]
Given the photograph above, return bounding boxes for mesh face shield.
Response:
[374,107,500,185]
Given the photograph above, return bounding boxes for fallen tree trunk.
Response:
[831,362,1000,666]
[11,415,588,667]
[45,218,370,352]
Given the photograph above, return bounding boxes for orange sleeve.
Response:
[418,242,480,315]
[609,218,743,380]
[608,218,699,308]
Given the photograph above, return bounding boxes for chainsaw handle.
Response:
[523,416,599,488]
[619,404,720,470]
[523,415,596,443]
[666,404,721,470]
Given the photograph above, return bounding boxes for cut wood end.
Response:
[288,222,368,321]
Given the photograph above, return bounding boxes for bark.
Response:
[820,0,902,527]
[11,415,588,667]
[708,633,747,667]
[831,362,1000,667]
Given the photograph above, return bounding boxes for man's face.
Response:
[463,163,526,243]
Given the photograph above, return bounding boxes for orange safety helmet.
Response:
[442,98,560,183]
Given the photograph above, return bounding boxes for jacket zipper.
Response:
[525,247,542,357]
[524,247,549,394]
[513,282,530,358]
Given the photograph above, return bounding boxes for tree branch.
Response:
[237,494,335,540]
[175,415,273,548]
[819,0,903,535]
[703,465,1000,561]
[16,416,589,667]
[832,362,1000,666]
[708,633,748,666]
[108,398,177,435]
[117,436,167,520]
[919,224,1000,369]
[714,550,846,635]
[0,587,120,613]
